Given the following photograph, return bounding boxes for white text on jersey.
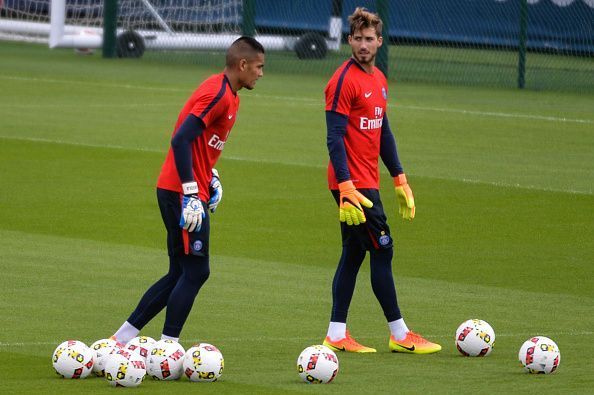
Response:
[208,134,226,150]
[360,117,383,130]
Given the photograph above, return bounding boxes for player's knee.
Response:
[371,246,393,262]
[180,256,210,286]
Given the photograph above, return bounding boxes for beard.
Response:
[353,50,375,65]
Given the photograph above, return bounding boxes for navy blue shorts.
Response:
[331,189,393,251]
[157,188,210,257]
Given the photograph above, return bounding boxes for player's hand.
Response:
[208,168,222,213]
[394,173,415,220]
[180,182,205,232]
[338,180,373,225]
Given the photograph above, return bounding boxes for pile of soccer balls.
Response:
[295,319,560,384]
[52,336,224,387]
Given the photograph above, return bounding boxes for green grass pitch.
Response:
[0,41,593,394]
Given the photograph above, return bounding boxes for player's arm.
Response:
[326,111,373,225]
[171,114,206,232]
[380,115,415,220]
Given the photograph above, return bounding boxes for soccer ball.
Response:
[519,336,560,374]
[52,340,94,378]
[105,348,146,387]
[183,343,224,382]
[297,345,339,384]
[90,338,121,376]
[455,319,496,356]
[127,336,156,362]
[146,339,186,380]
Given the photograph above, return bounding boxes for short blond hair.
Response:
[348,7,383,37]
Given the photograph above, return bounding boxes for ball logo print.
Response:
[297,345,339,384]
[519,336,560,374]
[127,336,156,361]
[146,340,186,380]
[455,319,495,357]
[52,340,94,379]
[183,343,224,382]
[105,349,146,387]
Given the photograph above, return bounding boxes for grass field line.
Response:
[0,135,593,195]
[3,75,593,125]
[2,330,592,349]
[2,134,592,195]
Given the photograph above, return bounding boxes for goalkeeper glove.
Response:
[394,173,415,220]
[208,168,222,213]
[180,181,205,232]
[338,180,373,226]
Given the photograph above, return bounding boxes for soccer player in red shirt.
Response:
[322,8,441,354]
[110,37,265,344]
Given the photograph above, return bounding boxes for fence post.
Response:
[376,0,389,77]
[242,0,256,37]
[517,0,528,89]
[103,0,117,58]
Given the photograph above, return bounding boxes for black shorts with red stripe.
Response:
[157,188,210,257]
[331,189,393,251]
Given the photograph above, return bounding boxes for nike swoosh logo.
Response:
[364,92,372,98]
[341,197,362,211]
[330,345,345,351]
[228,114,233,119]
[399,344,415,352]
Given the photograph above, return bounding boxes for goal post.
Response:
[41,0,341,58]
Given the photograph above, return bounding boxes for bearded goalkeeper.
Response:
[322,7,441,354]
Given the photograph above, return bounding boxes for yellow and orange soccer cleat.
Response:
[323,330,376,353]
[389,331,442,354]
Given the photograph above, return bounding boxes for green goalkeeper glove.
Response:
[394,174,415,220]
[338,180,373,225]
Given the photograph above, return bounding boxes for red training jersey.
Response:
[157,73,239,202]
[325,58,388,190]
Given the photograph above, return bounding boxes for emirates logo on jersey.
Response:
[208,133,226,150]
[360,106,384,130]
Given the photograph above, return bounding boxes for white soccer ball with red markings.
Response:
[146,339,186,380]
[519,336,560,374]
[90,338,121,376]
[183,343,224,382]
[297,345,339,384]
[52,340,94,378]
[127,336,156,362]
[105,348,146,387]
[455,319,496,356]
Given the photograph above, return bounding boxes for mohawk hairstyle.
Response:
[226,36,265,67]
[348,7,383,37]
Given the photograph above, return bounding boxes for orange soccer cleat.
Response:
[389,331,441,354]
[323,330,376,353]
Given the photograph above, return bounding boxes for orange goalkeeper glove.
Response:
[394,174,415,220]
[338,180,373,225]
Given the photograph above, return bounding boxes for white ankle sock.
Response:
[113,321,140,344]
[326,322,347,341]
[388,319,409,341]
[161,334,179,343]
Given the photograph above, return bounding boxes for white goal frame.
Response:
[0,0,341,53]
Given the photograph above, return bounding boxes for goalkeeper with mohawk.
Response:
[111,37,265,344]
[322,8,441,354]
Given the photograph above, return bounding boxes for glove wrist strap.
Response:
[338,180,355,192]
[182,181,199,195]
[393,173,408,187]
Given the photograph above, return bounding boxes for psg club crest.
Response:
[193,240,203,252]
[379,235,391,246]
[382,87,387,99]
